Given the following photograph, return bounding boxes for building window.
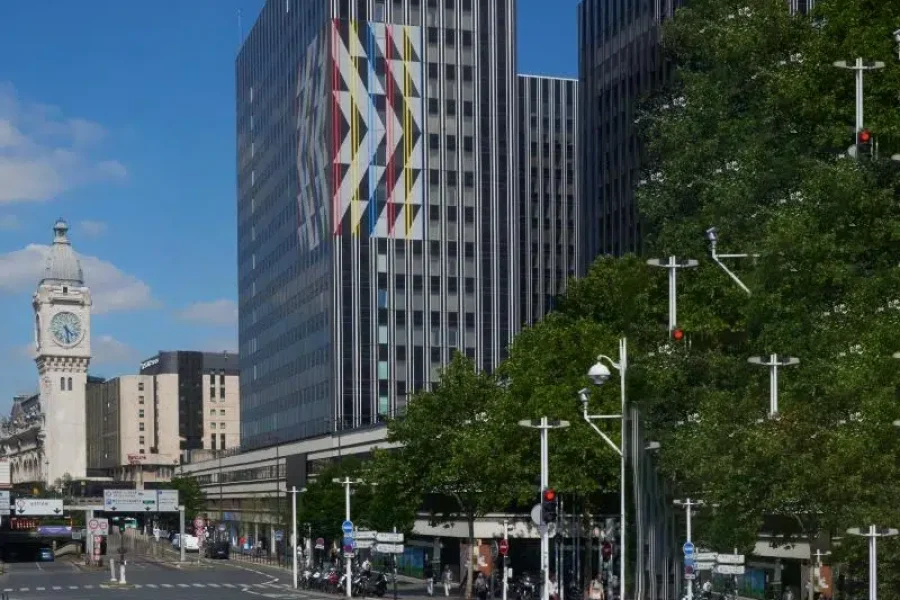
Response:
[220,422,226,429]
[139,422,145,432]
[219,387,225,399]
[60,377,65,390]
[138,410,145,418]
[209,388,215,399]
[378,361,389,379]
[138,382,144,391]
[219,409,225,416]
[139,396,145,405]
[139,436,145,445]
[210,409,216,416]
[211,422,217,429]
[219,373,225,385]
[67,377,72,391]
[211,435,217,450]
[220,434,226,449]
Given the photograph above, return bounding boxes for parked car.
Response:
[37,547,54,562]
[172,534,200,552]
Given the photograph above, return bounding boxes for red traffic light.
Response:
[859,129,872,143]
[542,488,556,502]
[672,328,685,341]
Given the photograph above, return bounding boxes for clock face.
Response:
[50,312,83,346]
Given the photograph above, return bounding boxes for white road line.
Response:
[2,589,11,592]
[147,583,159,588]
[162,583,174,587]
[34,562,43,571]
[19,588,29,592]
[53,586,62,590]
[134,584,143,588]
[192,583,206,587]
[222,583,236,587]
[36,587,45,591]
[208,583,221,587]
[85,585,94,589]
[178,583,190,587]
[70,585,79,589]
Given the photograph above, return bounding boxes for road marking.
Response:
[70,585,78,589]
[85,585,94,589]
[209,583,221,587]
[19,588,29,592]
[36,587,45,591]
[34,562,43,571]
[134,584,143,588]
[53,586,62,590]
[162,583,174,587]
[178,583,190,587]
[192,582,207,587]
[147,583,159,588]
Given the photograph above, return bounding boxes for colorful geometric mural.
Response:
[330,19,424,240]
[296,32,331,251]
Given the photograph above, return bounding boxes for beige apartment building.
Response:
[86,351,239,482]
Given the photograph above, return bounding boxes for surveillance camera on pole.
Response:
[705,226,758,295]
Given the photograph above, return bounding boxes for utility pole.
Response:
[673,499,705,600]
[334,477,362,599]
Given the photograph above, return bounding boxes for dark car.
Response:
[206,541,230,559]
[37,547,54,562]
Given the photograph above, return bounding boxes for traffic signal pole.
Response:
[832,58,885,158]
[646,256,698,334]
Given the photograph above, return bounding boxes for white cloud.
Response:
[0,244,159,314]
[0,83,127,204]
[177,299,238,327]
[0,214,20,230]
[92,335,139,366]
[78,220,107,237]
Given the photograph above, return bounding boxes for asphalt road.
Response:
[0,555,301,600]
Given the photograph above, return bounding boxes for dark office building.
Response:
[518,75,579,324]
[237,0,519,448]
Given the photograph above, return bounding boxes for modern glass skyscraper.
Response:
[517,75,579,324]
[237,0,518,449]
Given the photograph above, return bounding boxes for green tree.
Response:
[371,353,527,600]
[167,476,206,521]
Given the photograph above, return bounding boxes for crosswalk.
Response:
[1,581,291,593]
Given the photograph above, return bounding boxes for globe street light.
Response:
[580,338,627,600]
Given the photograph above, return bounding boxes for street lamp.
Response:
[646,256,699,334]
[846,526,898,600]
[748,354,800,420]
[580,337,627,600]
[705,227,758,295]
[518,418,570,600]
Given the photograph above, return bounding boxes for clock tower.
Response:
[33,219,92,484]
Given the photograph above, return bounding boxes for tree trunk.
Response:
[467,516,476,600]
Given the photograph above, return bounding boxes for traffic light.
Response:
[857,129,873,157]
[671,328,685,342]
[541,488,558,523]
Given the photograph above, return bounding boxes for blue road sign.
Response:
[343,536,356,547]
[683,542,695,556]
[684,557,695,567]
[342,520,354,535]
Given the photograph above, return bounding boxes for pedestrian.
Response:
[548,573,559,600]
[475,572,489,600]
[586,573,604,600]
[443,565,454,597]
[424,557,435,596]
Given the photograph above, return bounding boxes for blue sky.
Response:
[0,0,580,410]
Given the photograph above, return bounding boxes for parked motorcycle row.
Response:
[299,565,390,597]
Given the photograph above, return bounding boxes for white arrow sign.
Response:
[715,565,745,575]
[356,540,375,549]
[695,552,718,562]
[15,499,63,516]
[696,562,716,571]
[356,530,377,540]
[375,543,405,554]
[104,489,158,512]
[375,532,404,543]
[157,490,180,512]
[716,554,745,565]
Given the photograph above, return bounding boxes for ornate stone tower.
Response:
[33,219,92,484]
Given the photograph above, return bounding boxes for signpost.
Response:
[0,491,10,515]
[342,520,354,535]
[103,490,158,512]
[375,543,405,554]
[375,532,404,543]
[14,498,63,516]
[695,552,717,562]
[715,565,746,576]
[499,539,509,556]
[356,530,377,540]
[716,554,745,565]
[315,537,325,550]
[682,542,695,556]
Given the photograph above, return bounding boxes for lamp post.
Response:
[290,486,300,589]
[518,418,570,600]
[832,58,885,157]
[705,227,759,295]
[846,526,898,600]
[334,477,363,599]
[580,337,627,600]
[747,354,799,419]
[646,256,698,333]
[672,499,705,600]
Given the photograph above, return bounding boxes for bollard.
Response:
[118,560,126,585]
[109,559,117,582]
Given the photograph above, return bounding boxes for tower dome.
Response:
[40,219,84,285]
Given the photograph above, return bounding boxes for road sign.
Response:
[14,498,63,516]
[356,540,375,549]
[88,518,109,536]
[342,520,354,535]
[684,557,695,567]
[715,565,746,575]
[356,530,377,540]
[683,542,695,556]
[530,504,542,526]
[343,543,355,557]
[696,562,715,571]
[315,537,325,550]
[103,489,158,512]
[375,543,405,554]
[157,490,180,512]
[716,554,745,565]
[376,531,404,543]
[275,531,284,542]
[499,539,509,556]
[684,574,696,581]
[343,536,356,548]
[684,565,695,576]
[695,552,718,562]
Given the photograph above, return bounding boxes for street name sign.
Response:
[356,530,377,540]
[715,565,746,575]
[15,498,63,516]
[375,532,404,543]
[684,574,696,581]
[103,489,158,512]
[356,540,375,549]
[375,543,405,554]
[696,562,715,571]
[158,490,180,512]
[695,552,718,562]
[716,554,745,565]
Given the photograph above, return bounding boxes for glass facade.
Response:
[238,0,518,449]
[517,75,579,324]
